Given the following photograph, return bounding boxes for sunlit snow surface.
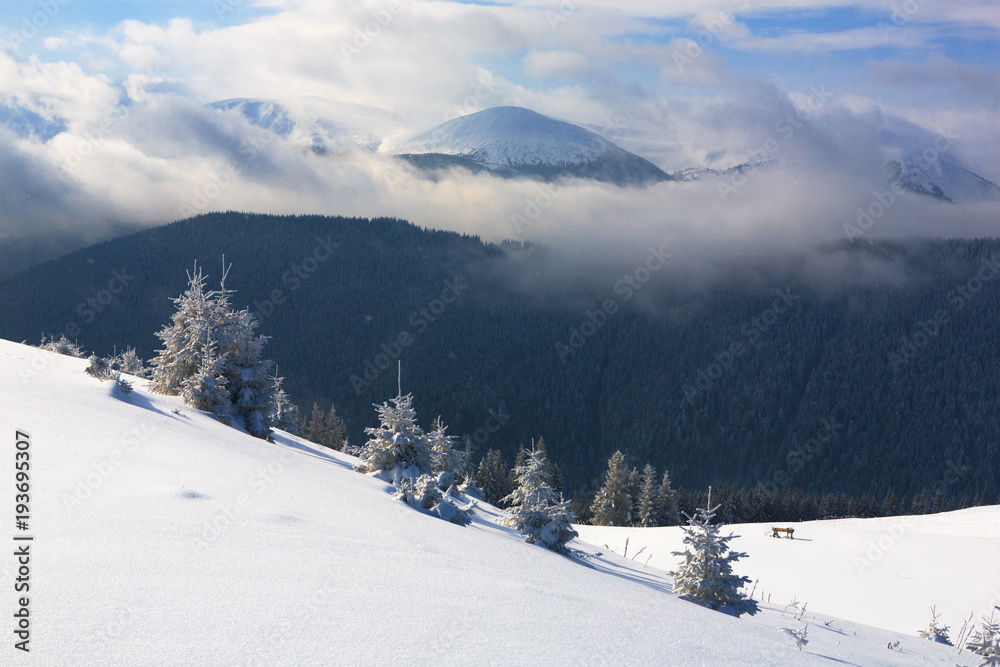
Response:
[0,338,990,665]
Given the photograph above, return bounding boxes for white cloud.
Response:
[0,0,998,256]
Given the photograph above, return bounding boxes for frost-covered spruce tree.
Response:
[590,450,633,526]
[426,416,468,488]
[224,309,274,438]
[917,606,951,645]
[149,266,228,395]
[150,263,277,439]
[669,487,758,617]
[501,444,578,553]
[357,379,475,524]
[180,340,231,422]
[354,390,430,482]
[967,611,1000,662]
[268,374,299,435]
[637,463,660,527]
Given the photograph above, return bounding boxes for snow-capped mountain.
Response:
[394,106,672,186]
[884,149,1000,203]
[876,123,1000,203]
[207,97,413,154]
[671,156,777,182]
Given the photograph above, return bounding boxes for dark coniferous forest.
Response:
[1,212,998,505]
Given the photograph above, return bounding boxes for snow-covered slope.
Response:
[0,338,984,665]
[577,510,1000,640]
[884,149,1000,203]
[394,106,671,185]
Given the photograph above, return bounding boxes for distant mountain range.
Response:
[2,93,998,196]
[204,98,1000,198]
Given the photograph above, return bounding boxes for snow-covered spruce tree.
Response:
[669,488,758,617]
[149,266,228,396]
[967,611,1000,662]
[917,606,951,645]
[427,416,468,488]
[115,347,147,377]
[150,264,277,439]
[180,339,231,422]
[354,391,430,482]
[394,473,474,526]
[636,463,660,527]
[224,309,274,438]
[501,444,578,553]
[355,385,474,525]
[85,355,113,380]
[268,375,300,435]
[590,450,634,526]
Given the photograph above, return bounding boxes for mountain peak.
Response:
[396,106,671,185]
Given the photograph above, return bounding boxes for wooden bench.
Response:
[771,527,795,539]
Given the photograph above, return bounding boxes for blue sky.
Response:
[0,1,273,36]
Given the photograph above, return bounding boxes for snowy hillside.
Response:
[885,150,1000,203]
[0,337,989,665]
[394,106,671,185]
[578,510,1000,641]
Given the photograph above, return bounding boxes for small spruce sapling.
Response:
[668,487,758,617]
[917,605,952,645]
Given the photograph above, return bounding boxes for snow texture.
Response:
[0,337,990,665]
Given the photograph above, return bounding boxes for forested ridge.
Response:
[2,212,998,502]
